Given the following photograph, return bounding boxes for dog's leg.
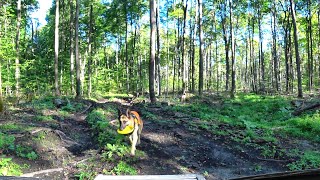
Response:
[137,125,142,145]
[131,128,138,156]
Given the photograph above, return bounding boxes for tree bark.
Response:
[290,0,303,98]
[88,3,93,97]
[230,0,235,98]
[156,0,161,96]
[75,0,81,99]
[15,0,21,96]
[69,0,75,95]
[181,0,188,95]
[55,0,60,96]
[149,0,156,103]
[198,0,204,96]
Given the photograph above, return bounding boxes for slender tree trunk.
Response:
[75,0,81,99]
[191,1,198,93]
[230,0,235,98]
[272,1,279,91]
[54,0,60,96]
[70,0,75,94]
[222,2,229,91]
[307,0,313,92]
[258,7,265,92]
[198,0,204,96]
[156,0,161,96]
[15,0,21,96]
[88,3,93,97]
[149,0,156,103]
[290,0,303,98]
[181,0,188,95]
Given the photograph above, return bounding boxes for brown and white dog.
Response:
[118,108,143,156]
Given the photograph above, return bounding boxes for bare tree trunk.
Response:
[181,0,188,95]
[70,0,75,95]
[191,1,198,93]
[258,6,265,92]
[88,3,93,97]
[198,0,203,96]
[75,0,81,99]
[307,0,313,92]
[149,0,156,103]
[54,0,60,96]
[15,0,21,96]
[221,1,229,91]
[290,0,303,98]
[156,0,161,96]
[230,0,235,98]
[272,1,279,92]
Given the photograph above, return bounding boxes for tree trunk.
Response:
[75,0,81,99]
[149,0,156,103]
[88,3,93,97]
[307,0,313,92]
[198,0,204,96]
[156,0,161,96]
[230,0,235,98]
[221,2,229,91]
[191,1,198,93]
[258,7,265,92]
[15,0,21,96]
[290,0,303,98]
[181,0,188,95]
[69,0,75,95]
[54,0,60,96]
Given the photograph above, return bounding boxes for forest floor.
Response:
[1,93,320,180]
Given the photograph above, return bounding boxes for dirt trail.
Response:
[131,104,287,180]
[8,99,289,180]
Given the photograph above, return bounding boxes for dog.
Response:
[118,108,143,156]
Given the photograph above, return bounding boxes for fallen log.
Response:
[292,102,320,116]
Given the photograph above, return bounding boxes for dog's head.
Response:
[118,108,134,130]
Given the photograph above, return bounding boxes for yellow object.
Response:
[117,125,134,134]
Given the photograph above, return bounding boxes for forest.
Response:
[0,0,320,179]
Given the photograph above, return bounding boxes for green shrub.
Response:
[112,161,137,175]
[0,157,23,176]
[0,133,15,151]
[15,145,38,160]
[287,151,320,171]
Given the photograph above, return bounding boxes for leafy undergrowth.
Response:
[74,107,143,179]
[167,93,320,171]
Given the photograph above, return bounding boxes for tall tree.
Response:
[198,0,204,96]
[54,0,60,96]
[149,0,156,103]
[290,0,303,97]
[230,0,235,98]
[181,0,188,95]
[70,0,75,94]
[15,0,22,96]
[75,0,81,98]
[88,3,93,97]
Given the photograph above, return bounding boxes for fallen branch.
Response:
[22,168,64,177]
[78,103,92,114]
[292,102,320,116]
[54,130,80,146]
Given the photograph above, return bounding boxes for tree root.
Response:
[22,168,64,177]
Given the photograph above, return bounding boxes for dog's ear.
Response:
[126,108,130,117]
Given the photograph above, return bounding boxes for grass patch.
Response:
[287,151,320,170]
[0,157,24,176]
